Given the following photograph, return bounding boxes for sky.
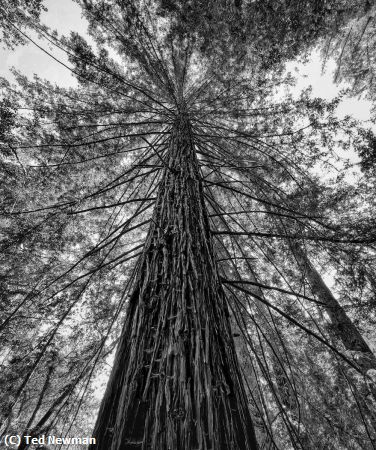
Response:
[0,0,86,87]
[0,0,373,124]
[286,54,373,123]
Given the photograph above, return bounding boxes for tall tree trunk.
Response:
[291,242,376,372]
[231,153,375,372]
[90,114,258,450]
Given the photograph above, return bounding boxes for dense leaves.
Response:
[0,0,45,49]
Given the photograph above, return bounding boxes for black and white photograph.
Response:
[1,1,376,449]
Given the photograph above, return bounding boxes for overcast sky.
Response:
[0,0,86,87]
[0,0,372,124]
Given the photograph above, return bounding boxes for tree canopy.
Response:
[1,1,376,449]
[0,0,45,49]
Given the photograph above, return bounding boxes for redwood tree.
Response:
[1,1,376,449]
[90,114,258,449]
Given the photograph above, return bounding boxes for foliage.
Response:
[320,3,376,115]
[0,0,45,49]
[1,0,376,449]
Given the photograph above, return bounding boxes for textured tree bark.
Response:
[291,242,376,372]
[90,115,258,450]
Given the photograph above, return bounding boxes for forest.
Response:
[1,0,376,449]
